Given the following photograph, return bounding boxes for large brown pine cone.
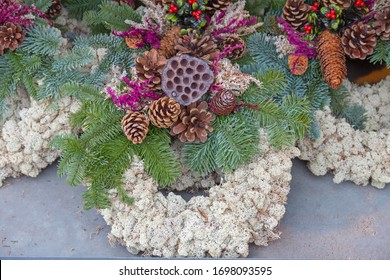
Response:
[372,7,390,41]
[135,49,167,90]
[148,96,181,128]
[317,30,347,89]
[218,35,247,60]
[175,30,219,62]
[341,22,377,60]
[158,26,181,59]
[321,0,352,9]
[0,23,25,55]
[170,101,215,143]
[46,0,63,19]
[210,89,236,116]
[282,0,310,32]
[121,112,149,144]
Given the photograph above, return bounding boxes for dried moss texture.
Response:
[0,88,79,186]
[298,77,390,188]
[100,134,299,258]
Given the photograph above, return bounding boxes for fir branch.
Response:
[20,23,62,56]
[340,104,367,130]
[183,134,218,176]
[368,40,390,66]
[82,184,111,210]
[134,127,181,187]
[63,0,104,20]
[328,85,350,117]
[51,48,95,73]
[59,82,104,101]
[24,0,53,13]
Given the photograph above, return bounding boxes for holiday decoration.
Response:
[373,7,390,41]
[148,96,181,128]
[321,0,352,9]
[175,30,219,62]
[317,30,347,89]
[170,101,215,143]
[341,22,377,60]
[135,49,167,90]
[158,26,181,58]
[46,0,63,19]
[282,0,310,32]
[161,54,214,105]
[0,23,25,55]
[288,54,309,75]
[206,0,232,14]
[165,0,208,31]
[218,35,247,60]
[210,89,236,115]
[121,111,150,144]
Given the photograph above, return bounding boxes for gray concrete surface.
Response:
[1,159,389,259]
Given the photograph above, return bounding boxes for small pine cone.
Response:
[288,54,308,75]
[170,101,215,143]
[321,0,352,9]
[0,23,25,55]
[46,0,63,19]
[372,7,390,41]
[154,0,172,5]
[121,112,149,144]
[135,49,167,90]
[317,30,347,89]
[206,0,232,14]
[175,30,219,62]
[148,96,181,128]
[211,89,236,116]
[341,22,377,60]
[282,0,310,32]
[218,35,246,60]
[158,26,181,59]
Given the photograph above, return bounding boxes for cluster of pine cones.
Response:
[0,0,62,55]
[282,0,389,89]
[122,0,246,145]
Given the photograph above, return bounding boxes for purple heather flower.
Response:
[113,27,161,49]
[211,17,257,40]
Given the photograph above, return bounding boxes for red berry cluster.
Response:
[188,0,197,4]
[304,25,313,34]
[326,9,337,20]
[192,10,202,20]
[354,0,365,7]
[311,2,319,11]
[169,4,178,13]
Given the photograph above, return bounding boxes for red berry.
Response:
[326,13,331,18]
[306,30,310,34]
[331,14,336,19]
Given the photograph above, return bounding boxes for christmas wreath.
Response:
[275,0,390,188]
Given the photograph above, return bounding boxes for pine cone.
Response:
[154,0,172,5]
[288,54,308,75]
[317,30,347,89]
[218,35,246,60]
[121,112,149,144]
[206,0,232,14]
[0,23,25,55]
[321,0,352,9]
[282,0,310,32]
[46,0,63,19]
[372,7,390,41]
[148,96,181,128]
[211,89,236,116]
[175,30,219,62]
[158,26,181,59]
[125,33,143,49]
[341,22,377,60]
[135,49,167,90]
[170,101,215,143]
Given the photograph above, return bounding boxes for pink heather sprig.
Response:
[0,0,50,29]
[107,76,161,112]
[365,0,375,10]
[113,27,161,49]
[211,44,245,75]
[277,17,316,59]
[211,17,257,40]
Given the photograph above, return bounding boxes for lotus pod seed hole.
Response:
[171,60,179,69]
[190,60,196,67]
[176,86,183,92]
[167,81,174,90]
[190,83,197,89]
[194,74,200,81]
[192,91,198,98]
[174,77,181,84]
[181,59,189,67]
[186,68,194,75]
[196,65,205,72]
[167,70,175,79]
[202,73,210,81]
[177,68,184,75]
[183,77,190,84]
[172,91,177,97]
[182,95,189,102]
[184,87,191,94]
[199,84,205,91]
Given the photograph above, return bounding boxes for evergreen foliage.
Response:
[25,0,52,13]
[63,0,104,20]
[83,0,141,32]
[368,40,390,67]
[340,104,367,130]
